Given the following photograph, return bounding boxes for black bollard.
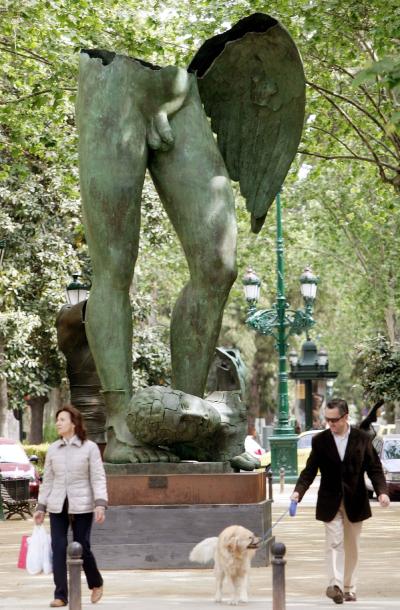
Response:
[266,468,273,502]
[272,541,286,610]
[67,541,83,610]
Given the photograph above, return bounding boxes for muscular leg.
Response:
[77,54,190,462]
[149,77,237,397]
[78,53,147,398]
[77,53,147,461]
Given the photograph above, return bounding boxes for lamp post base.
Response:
[269,434,298,483]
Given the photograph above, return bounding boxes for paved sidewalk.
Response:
[1,481,398,609]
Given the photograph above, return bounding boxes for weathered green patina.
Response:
[127,387,247,462]
[76,13,305,463]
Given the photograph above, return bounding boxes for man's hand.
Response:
[94,506,106,524]
[33,510,45,525]
[378,494,390,507]
[290,491,299,502]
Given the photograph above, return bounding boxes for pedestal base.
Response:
[105,466,266,505]
[91,500,273,569]
[92,466,273,569]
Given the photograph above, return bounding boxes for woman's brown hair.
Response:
[55,404,87,441]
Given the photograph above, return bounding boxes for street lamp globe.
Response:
[326,378,335,398]
[300,267,318,301]
[65,272,91,306]
[288,349,299,369]
[317,347,329,369]
[242,267,261,303]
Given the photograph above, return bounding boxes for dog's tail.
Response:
[189,537,218,565]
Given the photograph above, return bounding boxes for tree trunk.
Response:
[384,270,399,345]
[0,334,9,436]
[384,305,400,346]
[27,395,47,444]
[250,335,277,425]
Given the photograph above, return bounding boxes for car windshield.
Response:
[383,440,400,460]
[297,434,314,449]
[0,444,29,464]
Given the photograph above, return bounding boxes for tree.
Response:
[1,0,399,432]
[0,1,186,436]
[354,335,400,422]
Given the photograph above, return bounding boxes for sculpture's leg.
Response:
[77,54,147,461]
[77,53,147,400]
[77,54,189,462]
[149,77,238,397]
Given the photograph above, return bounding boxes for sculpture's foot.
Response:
[206,391,248,461]
[103,428,180,464]
[229,452,261,472]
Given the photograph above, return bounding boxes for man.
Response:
[291,398,390,604]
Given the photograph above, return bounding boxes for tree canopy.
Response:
[1,0,399,429]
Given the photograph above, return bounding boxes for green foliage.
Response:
[355,335,400,404]
[353,55,400,131]
[42,421,58,444]
[23,443,49,475]
[1,0,400,424]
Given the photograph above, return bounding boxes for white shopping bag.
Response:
[26,525,53,575]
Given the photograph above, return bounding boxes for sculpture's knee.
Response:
[200,256,237,295]
[219,259,238,292]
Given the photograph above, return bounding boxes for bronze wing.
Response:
[188,13,305,233]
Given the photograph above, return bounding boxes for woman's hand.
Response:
[94,506,106,524]
[33,510,45,525]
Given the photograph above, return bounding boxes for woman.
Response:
[244,426,266,458]
[34,404,108,607]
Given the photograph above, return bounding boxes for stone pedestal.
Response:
[91,463,273,569]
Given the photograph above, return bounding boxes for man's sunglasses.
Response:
[325,414,346,423]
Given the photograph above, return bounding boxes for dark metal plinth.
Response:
[106,470,266,506]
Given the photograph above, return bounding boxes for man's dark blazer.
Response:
[294,426,388,522]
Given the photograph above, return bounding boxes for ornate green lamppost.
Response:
[242,191,318,481]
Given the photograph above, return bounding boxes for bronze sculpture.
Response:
[56,302,106,445]
[76,13,305,463]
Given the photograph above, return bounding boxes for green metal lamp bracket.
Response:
[245,304,315,341]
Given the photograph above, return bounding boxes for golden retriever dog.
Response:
[189,525,261,605]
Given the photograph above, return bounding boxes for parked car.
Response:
[365,434,400,499]
[376,423,396,437]
[260,429,322,474]
[0,437,40,499]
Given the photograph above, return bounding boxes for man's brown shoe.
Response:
[91,586,103,604]
[344,592,357,602]
[50,601,66,608]
[326,585,344,604]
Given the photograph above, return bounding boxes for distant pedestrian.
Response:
[291,398,389,604]
[33,404,107,608]
[244,426,266,458]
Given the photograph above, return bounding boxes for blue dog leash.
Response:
[259,500,297,547]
